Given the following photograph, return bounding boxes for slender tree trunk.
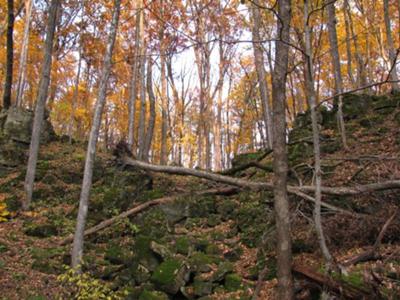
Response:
[305,0,333,266]
[71,0,121,269]
[159,1,168,165]
[137,43,147,160]
[214,39,225,171]
[345,0,367,88]
[15,0,33,107]
[160,46,168,164]
[272,0,294,298]
[251,0,273,149]
[343,0,355,87]
[68,46,82,143]
[383,0,400,92]
[143,58,156,162]
[3,0,14,109]
[127,1,142,151]
[326,0,348,149]
[23,0,60,210]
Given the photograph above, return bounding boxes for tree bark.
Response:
[383,0,400,92]
[23,0,60,210]
[272,0,294,297]
[251,0,273,149]
[159,3,168,165]
[342,0,355,87]
[137,43,147,160]
[305,0,333,266]
[71,0,121,270]
[15,0,33,107]
[143,58,156,162]
[68,46,82,143]
[127,1,142,151]
[2,0,15,109]
[326,0,348,149]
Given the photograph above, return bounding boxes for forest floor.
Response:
[1,93,400,299]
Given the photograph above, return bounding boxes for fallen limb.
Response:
[59,187,237,245]
[123,156,400,201]
[293,263,374,299]
[342,210,398,267]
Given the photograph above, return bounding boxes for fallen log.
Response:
[293,263,375,299]
[59,187,237,245]
[122,157,400,209]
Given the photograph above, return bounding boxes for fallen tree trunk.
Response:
[293,263,375,299]
[59,186,237,245]
[122,157,400,197]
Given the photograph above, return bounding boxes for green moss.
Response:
[207,214,221,227]
[188,252,219,273]
[193,277,213,296]
[24,223,58,238]
[205,244,222,255]
[175,237,190,255]
[151,258,189,294]
[105,244,134,265]
[139,290,169,300]
[224,273,242,291]
[133,235,161,272]
[211,262,234,282]
[216,200,238,220]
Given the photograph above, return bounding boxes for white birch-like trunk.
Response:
[23,0,60,210]
[71,0,121,269]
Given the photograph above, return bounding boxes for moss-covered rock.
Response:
[133,236,161,272]
[188,252,218,273]
[216,199,238,220]
[211,262,234,282]
[175,237,191,255]
[139,290,170,300]
[105,244,134,265]
[24,223,58,238]
[224,273,242,291]
[151,258,190,294]
[193,277,213,296]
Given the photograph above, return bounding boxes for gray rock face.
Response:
[0,107,55,166]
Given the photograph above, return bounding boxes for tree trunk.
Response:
[345,0,367,88]
[271,0,294,298]
[143,58,156,162]
[23,0,60,210]
[15,0,33,107]
[2,0,14,109]
[137,43,147,160]
[160,47,168,165]
[251,0,273,149]
[383,0,400,92]
[342,0,355,87]
[305,0,333,266]
[326,0,348,150]
[127,1,142,151]
[68,46,82,143]
[71,0,121,269]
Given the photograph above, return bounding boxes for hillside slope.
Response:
[1,93,400,299]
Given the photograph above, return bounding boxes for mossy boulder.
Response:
[24,223,58,238]
[231,149,268,168]
[193,276,213,296]
[139,290,170,300]
[224,273,242,291]
[105,244,134,265]
[133,236,161,272]
[188,252,218,273]
[151,258,190,294]
[175,237,191,255]
[211,262,234,282]
[342,94,372,120]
